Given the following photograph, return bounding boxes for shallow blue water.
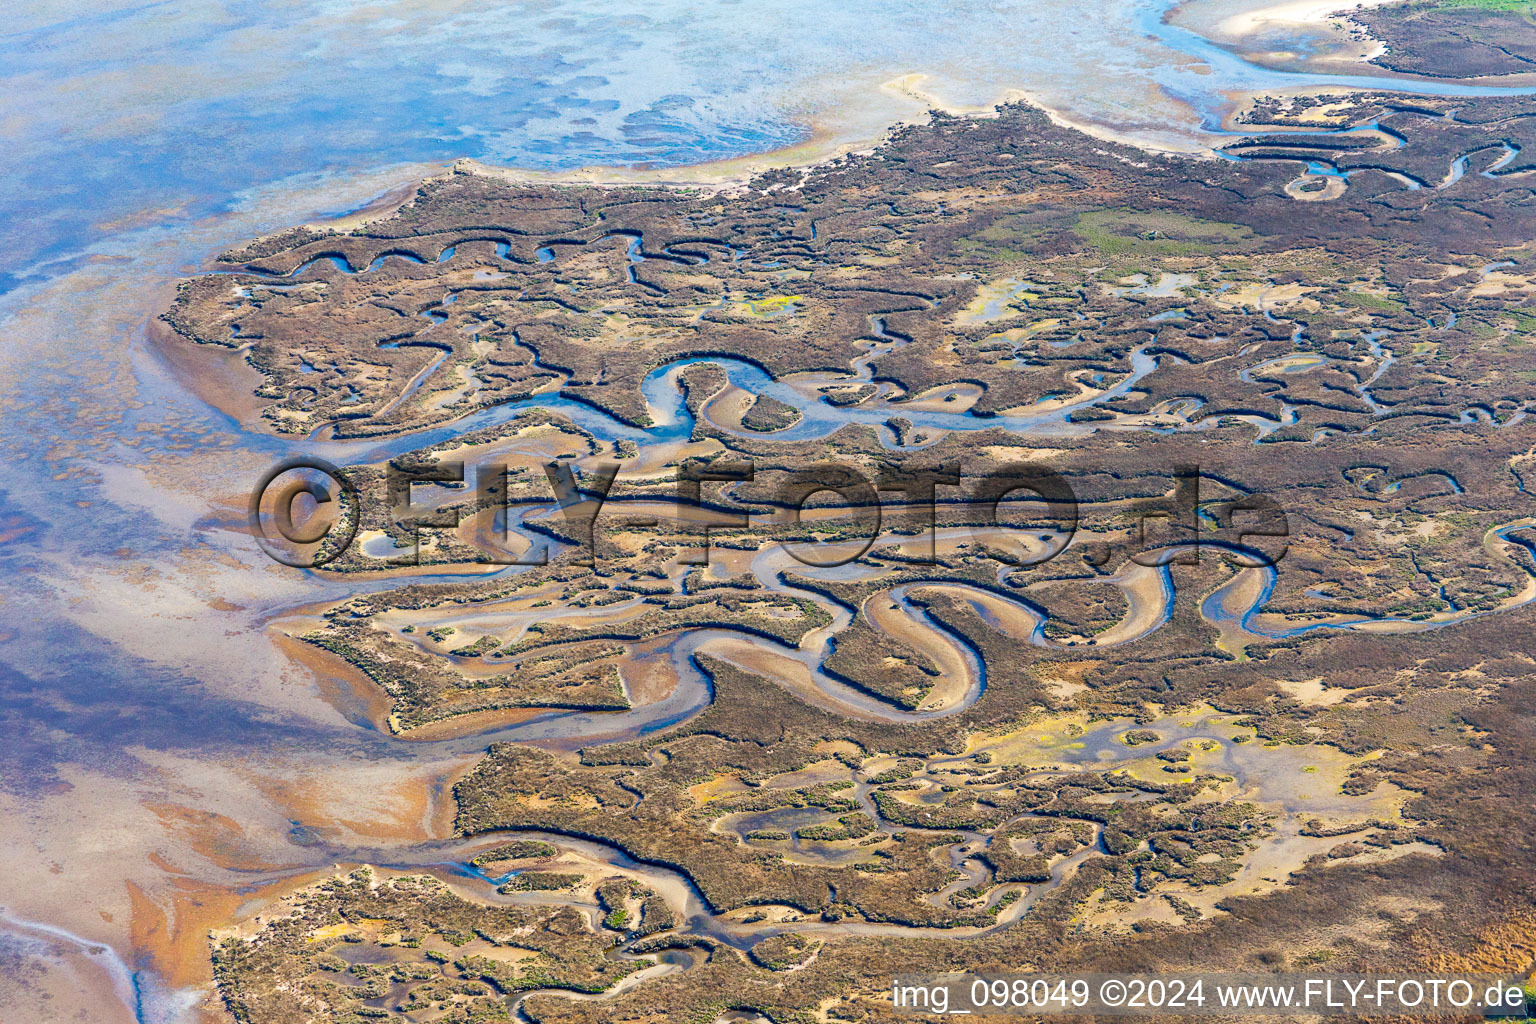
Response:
[7,0,1534,294]
[0,0,1169,288]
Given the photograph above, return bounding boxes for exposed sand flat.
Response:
[1203,565,1271,653]
[954,278,1036,324]
[456,508,542,562]
[702,385,758,431]
[894,382,984,413]
[996,375,1108,417]
[590,437,725,477]
[430,424,592,465]
[450,74,1007,195]
[0,919,142,1024]
[1286,172,1349,201]
[967,712,1095,766]
[763,759,856,790]
[384,706,554,742]
[1471,268,1536,298]
[380,582,569,624]
[1213,280,1318,310]
[392,592,651,654]
[951,587,1048,643]
[986,707,1421,924]
[0,743,477,1021]
[698,635,930,722]
[1277,676,1349,705]
[614,634,683,707]
[689,775,754,804]
[1214,0,1400,40]
[1156,830,1440,920]
[964,527,1064,565]
[448,64,1208,204]
[300,177,443,233]
[1173,0,1395,71]
[864,587,976,711]
[275,629,397,732]
[146,309,273,429]
[1485,519,1536,609]
[1090,562,1172,647]
[311,555,508,582]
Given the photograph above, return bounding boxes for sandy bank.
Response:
[286,72,1205,242]
[1216,0,1400,40]
[1171,0,1400,78]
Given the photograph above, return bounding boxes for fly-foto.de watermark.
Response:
[248,458,1290,571]
[889,973,1533,1016]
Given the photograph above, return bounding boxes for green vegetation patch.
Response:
[210,869,633,1022]
[741,393,804,432]
[497,871,584,893]
[749,932,821,971]
[469,840,556,867]
[1074,209,1255,257]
